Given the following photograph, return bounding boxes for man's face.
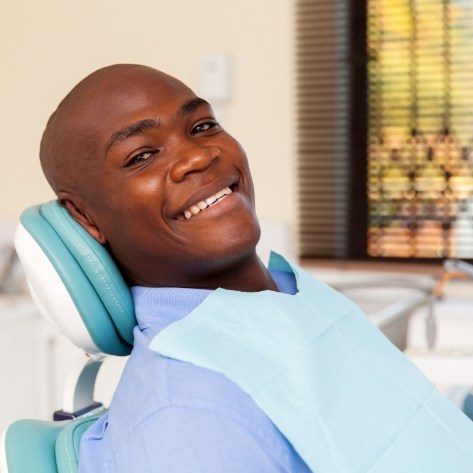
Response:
[71,71,260,285]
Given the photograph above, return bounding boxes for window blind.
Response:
[368,0,473,259]
[296,0,352,258]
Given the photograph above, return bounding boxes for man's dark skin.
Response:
[40,64,279,292]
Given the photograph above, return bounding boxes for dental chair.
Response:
[0,201,136,473]
[4,201,473,472]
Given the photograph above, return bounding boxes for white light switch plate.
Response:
[198,53,231,103]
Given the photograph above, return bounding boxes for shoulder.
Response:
[105,403,304,473]
[110,339,279,437]
[79,335,309,472]
[100,340,302,470]
[166,353,270,423]
[108,330,271,430]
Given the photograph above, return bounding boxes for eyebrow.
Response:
[105,118,160,155]
[179,97,210,117]
[105,97,211,156]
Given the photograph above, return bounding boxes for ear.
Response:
[58,193,107,245]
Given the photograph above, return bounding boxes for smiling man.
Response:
[40,64,310,472]
[37,64,473,473]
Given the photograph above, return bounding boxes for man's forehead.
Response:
[71,71,196,141]
[81,72,193,118]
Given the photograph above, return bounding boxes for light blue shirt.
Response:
[78,269,311,472]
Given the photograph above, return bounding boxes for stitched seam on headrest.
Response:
[64,424,74,473]
[53,205,133,330]
[64,418,97,473]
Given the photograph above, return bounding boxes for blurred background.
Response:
[1,0,473,435]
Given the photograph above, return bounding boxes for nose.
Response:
[169,145,221,183]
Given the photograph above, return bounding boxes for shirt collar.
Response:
[131,252,297,337]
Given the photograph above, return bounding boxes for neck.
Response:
[129,250,280,292]
[197,252,279,293]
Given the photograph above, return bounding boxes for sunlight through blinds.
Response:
[368,0,473,258]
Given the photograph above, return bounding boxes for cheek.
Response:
[129,177,162,203]
[121,178,166,228]
[96,173,166,236]
[231,142,255,203]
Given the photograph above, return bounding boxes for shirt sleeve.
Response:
[108,405,295,473]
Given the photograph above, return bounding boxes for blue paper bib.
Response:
[150,252,473,472]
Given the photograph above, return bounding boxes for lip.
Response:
[170,176,240,220]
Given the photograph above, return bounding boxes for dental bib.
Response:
[150,252,473,472]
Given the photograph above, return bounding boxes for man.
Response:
[40,64,473,473]
[40,64,311,472]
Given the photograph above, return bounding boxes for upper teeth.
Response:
[177,187,233,220]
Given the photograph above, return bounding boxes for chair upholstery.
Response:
[3,200,127,472]
[16,202,135,355]
[2,414,101,473]
[55,415,103,473]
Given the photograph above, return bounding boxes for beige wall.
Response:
[0,0,297,238]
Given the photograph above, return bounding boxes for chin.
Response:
[202,216,261,267]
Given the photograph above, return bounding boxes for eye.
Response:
[191,120,220,135]
[126,150,157,167]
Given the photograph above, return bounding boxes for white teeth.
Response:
[177,186,234,220]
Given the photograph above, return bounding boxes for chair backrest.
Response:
[15,201,136,356]
[1,414,103,473]
[1,201,134,472]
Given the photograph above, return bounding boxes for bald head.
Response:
[40,64,191,195]
[36,62,264,289]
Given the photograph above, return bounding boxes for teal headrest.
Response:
[19,201,135,355]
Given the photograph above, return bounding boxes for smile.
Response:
[175,186,234,220]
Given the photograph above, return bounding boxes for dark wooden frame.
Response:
[347,0,369,259]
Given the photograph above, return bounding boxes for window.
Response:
[297,0,473,260]
[368,0,473,259]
